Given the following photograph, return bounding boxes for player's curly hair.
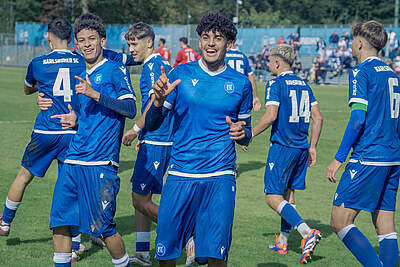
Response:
[48,18,72,41]
[196,12,237,41]
[74,13,106,39]
[352,20,387,52]
[270,44,295,66]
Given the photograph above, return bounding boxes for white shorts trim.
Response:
[140,140,173,146]
[167,170,236,178]
[266,101,280,106]
[311,101,318,106]
[33,129,76,134]
[24,79,33,87]
[118,94,136,100]
[238,112,251,119]
[64,159,119,167]
[348,159,400,166]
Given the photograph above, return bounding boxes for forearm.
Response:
[248,74,258,98]
[334,109,366,162]
[310,117,323,148]
[24,83,37,95]
[252,112,276,137]
[145,103,168,131]
[236,118,252,146]
[98,94,136,119]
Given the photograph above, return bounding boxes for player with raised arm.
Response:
[326,21,400,267]
[0,19,85,248]
[49,14,136,267]
[156,38,171,63]
[225,42,261,111]
[120,22,176,266]
[173,37,201,67]
[144,12,252,267]
[250,44,323,264]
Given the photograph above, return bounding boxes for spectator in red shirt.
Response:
[155,38,171,62]
[173,37,201,67]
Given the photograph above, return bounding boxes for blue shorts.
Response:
[264,143,308,195]
[21,132,73,177]
[333,162,400,212]
[155,175,236,263]
[50,163,120,238]
[131,143,171,195]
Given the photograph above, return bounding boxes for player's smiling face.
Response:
[76,28,105,65]
[127,37,151,63]
[199,30,229,70]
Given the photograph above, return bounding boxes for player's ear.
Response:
[100,37,107,48]
[147,37,153,49]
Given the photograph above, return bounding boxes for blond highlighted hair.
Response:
[270,44,295,66]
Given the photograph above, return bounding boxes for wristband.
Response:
[133,124,141,133]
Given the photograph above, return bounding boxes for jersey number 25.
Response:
[53,68,72,102]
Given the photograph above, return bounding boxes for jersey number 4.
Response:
[389,77,400,119]
[53,68,72,102]
[289,90,310,123]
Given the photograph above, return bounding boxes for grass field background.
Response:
[0,66,399,266]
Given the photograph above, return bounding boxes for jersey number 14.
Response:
[289,90,310,123]
[53,68,72,102]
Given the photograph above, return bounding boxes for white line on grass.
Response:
[0,120,32,124]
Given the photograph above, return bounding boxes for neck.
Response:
[50,40,68,51]
[144,48,155,61]
[358,51,378,64]
[201,58,225,72]
[86,53,105,70]
[277,67,292,76]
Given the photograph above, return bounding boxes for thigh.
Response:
[195,176,236,263]
[155,177,198,261]
[78,165,120,238]
[333,162,391,212]
[288,148,308,191]
[50,163,79,229]
[376,165,400,211]
[131,144,171,195]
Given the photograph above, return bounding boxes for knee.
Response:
[132,193,147,211]
[16,167,34,185]
[330,214,351,234]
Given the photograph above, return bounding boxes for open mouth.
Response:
[206,49,217,57]
[84,48,94,55]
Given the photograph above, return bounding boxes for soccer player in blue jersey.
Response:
[0,18,85,242]
[326,21,400,267]
[250,44,323,264]
[225,42,261,111]
[49,15,136,267]
[120,22,174,266]
[144,12,252,267]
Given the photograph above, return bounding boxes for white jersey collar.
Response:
[279,71,294,76]
[86,58,108,75]
[198,59,227,76]
[144,53,161,64]
[365,56,380,62]
[52,49,73,53]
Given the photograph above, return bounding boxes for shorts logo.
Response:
[334,193,338,200]
[153,161,160,170]
[349,170,357,179]
[269,162,274,170]
[220,246,225,255]
[232,186,235,192]
[102,200,110,210]
[140,183,146,190]
[95,73,102,84]
[156,243,166,257]
[100,173,104,179]
[224,82,234,94]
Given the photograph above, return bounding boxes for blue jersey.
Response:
[348,56,400,164]
[25,49,85,133]
[265,71,317,149]
[164,60,253,177]
[139,53,174,144]
[65,59,136,166]
[73,48,137,66]
[225,49,253,76]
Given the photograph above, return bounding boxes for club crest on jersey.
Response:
[95,73,102,84]
[156,243,166,256]
[148,63,154,71]
[224,82,234,94]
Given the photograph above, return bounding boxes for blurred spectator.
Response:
[277,36,285,45]
[314,56,328,85]
[338,37,347,49]
[316,37,326,57]
[389,36,400,59]
[388,30,396,45]
[293,33,301,55]
[342,32,350,42]
[293,57,302,75]
[287,32,294,43]
[329,31,339,46]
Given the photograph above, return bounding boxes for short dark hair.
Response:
[74,13,106,39]
[48,18,72,40]
[352,20,387,51]
[159,38,166,45]
[125,22,155,43]
[196,12,237,42]
[179,37,188,45]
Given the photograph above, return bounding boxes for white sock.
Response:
[297,222,311,238]
[112,253,129,267]
[5,197,21,210]
[72,233,81,243]
[53,252,72,264]
[337,224,355,241]
[278,231,290,245]
[378,232,397,242]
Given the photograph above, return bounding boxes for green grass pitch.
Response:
[0,66,399,266]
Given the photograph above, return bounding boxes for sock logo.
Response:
[269,162,274,170]
[349,170,357,179]
[153,161,160,170]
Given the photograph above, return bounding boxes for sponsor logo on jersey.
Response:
[349,169,357,179]
[352,79,357,95]
[119,66,127,75]
[153,161,160,170]
[224,82,235,94]
[102,200,110,210]
[156,243,166,256]
[192,79,199,86]
[95,73,102,84]
[148,63,154,71]
[352,69,360,77]
[269,162,274,170]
